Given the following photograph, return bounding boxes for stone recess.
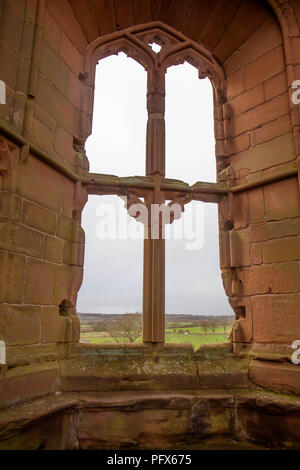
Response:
[0,0,300,450]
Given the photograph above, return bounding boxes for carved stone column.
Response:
[146,68,165,177]
[143,175,165,343]
[143,65,166,343]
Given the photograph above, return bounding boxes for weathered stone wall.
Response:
[0,0,300,435]
[0,0,86,353]
[0,344,300,450]
[219,6,300,354]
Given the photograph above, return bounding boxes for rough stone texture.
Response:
[0,388,299,450]
[0,0,300,450]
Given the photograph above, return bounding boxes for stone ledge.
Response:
[249,360,300,394]
[0,389,300,449]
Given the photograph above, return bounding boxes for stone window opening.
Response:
[79,25,230,344]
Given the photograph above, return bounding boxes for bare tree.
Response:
[93,320,109,332]
[107,313,142,343]
[208,319,217,335]
[200,320,209,335]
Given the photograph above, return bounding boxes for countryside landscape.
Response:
[79,313,234,350]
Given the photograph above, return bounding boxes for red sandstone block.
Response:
[132,0,151,24]
[16,154,63,212]
[69,242,85,266]
[225,133,250,155]
[248,187,264,224]
[230,296,253,343]
[67,70,82,109]
[94,0,117,35]
[41,306,68,343]
[215,139,225,158]
[290,0,300,27]
[229,85,264,116]
[230,228,251,267]
[251,243,263,265]
[219,231,230,268]
[0,305,41,346]
[0,43,19,91]
[1,1,23,54]
[264,177,300,222]
[46,0,88,53]
[60,32,82,76]
[182,0,211,41]
[227,68,244,99]
[221,268,232,297]
[71,222,85,243]
[43,10,62,51]
[69,0,100,42]
[231,133,295,174]
[69,265,83,306]
[231,192,249,230]
[24,259,56,305]
[114,0,135,29]
[232,93,290,136]
[54,126,75,165]
[0,250,25,303]
[22,200,57,235]
[31,115,54,153]
[57,216,73,240]
[0,192,21,222]
[249,361,300,395]
[36,76,75,135]
[244,46,285,90]
[263,236,300,263]
[264,72,288,101]
[61,179,76,219]
[44,236,64,264]
[53,264,73,305]
[198,1,241,52]
[239,262,300,296]
[16,58,31,95]
[31,104,55,152]
[251,217,300,242]
[0,221,43,258]
[214,120,224,140]
[253,294,300,343]
[0,364,59,407]
[291,38,300,64]
[224,19,282,75]
[213,0,270,62]
[254,114,292,145]
[40,41,69,94]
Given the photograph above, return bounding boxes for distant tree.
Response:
[93,320,109,332]
[107,313,142,343]
[208,319,217,335]
[200,320,209,335]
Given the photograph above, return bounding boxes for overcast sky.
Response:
[77,52,232,316]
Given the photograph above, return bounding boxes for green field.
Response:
[80,324,230,350]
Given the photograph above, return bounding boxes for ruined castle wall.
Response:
[0,0,299,406]
[217,5,300,351]
[0,0,87,353]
